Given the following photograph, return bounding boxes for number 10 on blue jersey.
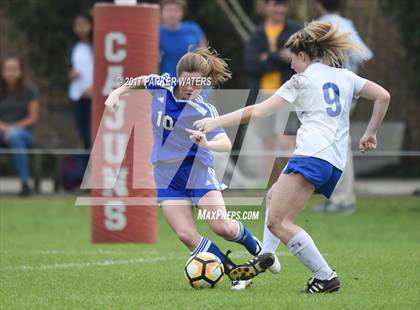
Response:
[156,110,174,131]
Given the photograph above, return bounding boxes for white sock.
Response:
[287,230,333,280]
[260,207,281,254]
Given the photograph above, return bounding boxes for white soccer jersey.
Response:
[276,62,367,170]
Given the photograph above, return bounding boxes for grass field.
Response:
[0,195,419,309]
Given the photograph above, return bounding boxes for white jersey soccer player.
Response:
[277,62,366,170]
[194,21,390,293]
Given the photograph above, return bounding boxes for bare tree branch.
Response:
[216,0,250,43]
[364,0,378,46]
[227,0,256,33]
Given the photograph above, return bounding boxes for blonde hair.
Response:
[176,47,232,86]
[285,21,358,67]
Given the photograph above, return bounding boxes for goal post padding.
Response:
[91,4,159,243]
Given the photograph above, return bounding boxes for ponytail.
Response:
[176,46,232,86]
[285,21,359,67]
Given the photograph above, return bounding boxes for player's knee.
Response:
[210,221,236,239]
[266,220,277,234]
[267,218,287,236]
[176,230,199,249]
[267,212,285,226]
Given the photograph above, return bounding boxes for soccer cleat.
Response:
[302,271,341,294]
[229,253,276,280]
[268,253,281,274]
[231,279,253,290]
[222,250,237,275]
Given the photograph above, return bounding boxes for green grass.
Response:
[0,195,419,309]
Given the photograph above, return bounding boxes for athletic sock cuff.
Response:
[191,236,210,255]
[287,230,312,256]
[226,220,244,242]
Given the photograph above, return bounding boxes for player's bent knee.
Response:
[267,219,287,236]
[267,212,286,227]
[210,221,236,239]
[176,230,199,249]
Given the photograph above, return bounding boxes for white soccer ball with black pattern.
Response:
[184,252,224,289]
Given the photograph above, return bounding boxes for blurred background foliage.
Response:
[0,0,419,153]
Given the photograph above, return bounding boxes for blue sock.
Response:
[190,236,226,263]
[228,221,260,255]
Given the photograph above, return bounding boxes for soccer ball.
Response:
[184,252,224,289]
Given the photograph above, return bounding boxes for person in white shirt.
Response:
[194,21,390,293]
[314,0,373,213]
[68,13,93,149]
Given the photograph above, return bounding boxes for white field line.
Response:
[1,256,179,272]
[0,249,161,256]
[0,251,309,272]
[75,197,265,206]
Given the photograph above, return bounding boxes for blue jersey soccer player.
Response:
[105,47,262,290]
[195,21,390,293]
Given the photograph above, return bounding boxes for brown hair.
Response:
[0,56,26,96]
[285,21,357,67]
[176,47,232,86]
[160,0,187,10]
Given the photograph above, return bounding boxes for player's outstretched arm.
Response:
[194,94,288,133]
[104,75,148,111]
[358,80,391,153]
[206,133,232,152]
[186,129,232,152]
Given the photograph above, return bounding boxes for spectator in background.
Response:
[0,56,40,196]
[243,0,300,182]
[68,13,93,149]
[313,0,373,213]
[159,0,206,76]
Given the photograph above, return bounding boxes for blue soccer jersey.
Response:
[145,74,225,167]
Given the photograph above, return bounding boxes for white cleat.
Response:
[268,253,281,274]
[231,279,253,290]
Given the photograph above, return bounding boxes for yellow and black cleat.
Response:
[229,253,275,280]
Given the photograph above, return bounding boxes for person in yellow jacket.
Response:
[243,0,301,182]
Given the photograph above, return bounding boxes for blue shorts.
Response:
[153,156,220,206]
[283,156,342,198]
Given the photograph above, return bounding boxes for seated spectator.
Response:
[0,56,40,196]
[160,0,206,76]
